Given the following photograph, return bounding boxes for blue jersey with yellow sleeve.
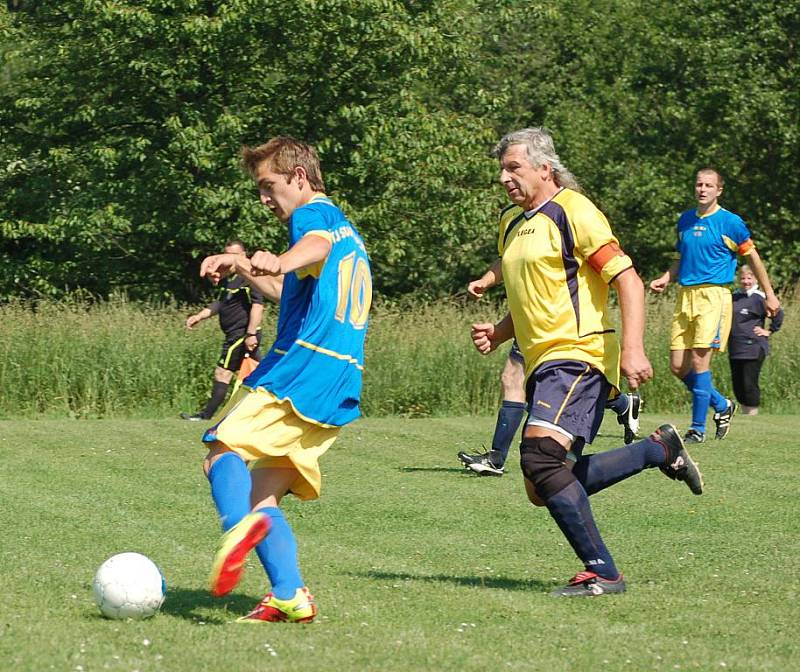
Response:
[245,195,372,427]
[676,205,754,286]
[499,188,633,390]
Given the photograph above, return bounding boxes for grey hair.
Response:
[493,127,580,191]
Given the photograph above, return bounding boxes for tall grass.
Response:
[0,292,795,418]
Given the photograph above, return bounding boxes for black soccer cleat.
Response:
[713,400,736,440]
[551,571,627,597]
[683,428,706,444]
[616,393,642,444]
[653,424,704,495]
[457,450,504,476]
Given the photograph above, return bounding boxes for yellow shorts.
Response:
[670,285,732,352]
[207,387,340,501]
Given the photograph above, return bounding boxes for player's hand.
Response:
[467,279,489,299]
[250,250,282,276]
[765,294,781,317]
[244,334,258,350]
[620,348,653,390]
[200,253,238,285]
[649,275,669,293]
[753,326,770,337]
[185,314,201,329]
[471,322,498,355]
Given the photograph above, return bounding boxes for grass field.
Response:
[2,412,798,671]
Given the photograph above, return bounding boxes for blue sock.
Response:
[605,394,629,415]
[489,401,526,467]
[691,371,713,432]
[254,507,303,600]
[709,386,728,413]
[545,481,619,580]
[207,453,251,532]
[684,370,727,415]
[573,437,667,496]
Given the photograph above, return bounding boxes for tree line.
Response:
[1,0,797,302]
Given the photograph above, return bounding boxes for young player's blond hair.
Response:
[241,137,326,192]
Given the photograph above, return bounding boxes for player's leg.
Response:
[520,362,624,596]
[573,425,703,496]
[232,466,317,622]
[459,346,526,475]
[204,444,252,533]
[738,356,764,414]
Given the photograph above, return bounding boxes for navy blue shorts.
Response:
[524,359,611,450]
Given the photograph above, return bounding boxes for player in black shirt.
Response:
[181,240,280,420]
[729,264,784,415]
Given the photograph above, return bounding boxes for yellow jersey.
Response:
[498,188,633,390]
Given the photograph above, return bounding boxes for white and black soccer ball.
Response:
[92,552,166,620]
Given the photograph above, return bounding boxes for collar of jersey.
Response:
[695,203,721,219]
[523,187,564,219]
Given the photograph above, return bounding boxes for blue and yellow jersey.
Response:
[498,188,633,390]
[675,205,753,286]
[245,195,372,427]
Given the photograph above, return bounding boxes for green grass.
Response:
[2,413,798,671]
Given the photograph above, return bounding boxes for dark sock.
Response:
[573,436,667,496]
[605,394,629,416]
[490,401,526,467]
[203,380,230,418]
[545,480,619,580]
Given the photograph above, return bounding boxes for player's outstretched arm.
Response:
[613,268,653,390]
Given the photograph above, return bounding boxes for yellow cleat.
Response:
[237,587,317,623]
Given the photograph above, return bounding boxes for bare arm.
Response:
[650,258,680,293]
[745,248,781,316]
[467,258,503,299]
[185,306,215,329]
[471,312,515,355]
[243,302,265,351]
[613,268,653,390]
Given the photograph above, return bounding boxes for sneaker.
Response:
[237,587,317,623]
[457,450,504,476]
[180,412,207,421]
[616,393,642,444]
[683,428,706,444]
[713,400,737,440]
[653,424,704,495]
[551,571,626,597]
[209,512,271,597]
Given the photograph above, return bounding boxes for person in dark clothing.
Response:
[729,264,784,415]
[181,240,280,421]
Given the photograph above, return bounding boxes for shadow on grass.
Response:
[350,569,552,592]
[399,466,469,473]
[160,586,262,624]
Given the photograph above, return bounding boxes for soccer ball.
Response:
[92,552,166,620]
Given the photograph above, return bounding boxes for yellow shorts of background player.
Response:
[670,284,733,352]
[206,387,340,501]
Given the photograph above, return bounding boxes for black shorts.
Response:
[217,332,262,372]
[524,359,611,451]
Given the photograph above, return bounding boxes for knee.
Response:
[214,367,234,384]
[519,436,575,501]
[524,478,547,507]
